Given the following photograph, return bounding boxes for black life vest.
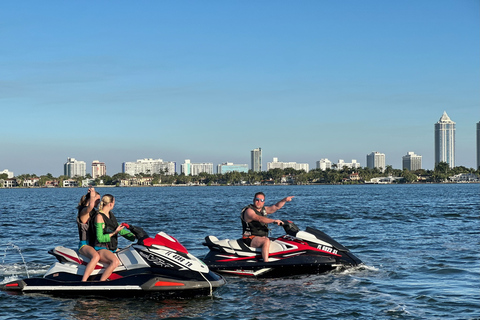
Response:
[241,204,269,237]
[93,211,120,251]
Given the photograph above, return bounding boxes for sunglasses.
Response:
[254,198,265,202]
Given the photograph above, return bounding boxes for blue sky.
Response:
[1,1,478,176]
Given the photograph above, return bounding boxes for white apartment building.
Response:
[336,159,360,170]
[181,159,214,175]
[316,159,332,171]
[122,158,176,176]
[0,169,14,178]
[402,152,422,171]
[367,152,386,172]
[92,160,106,179]
[64,158,86,178]
[267,157,309,172]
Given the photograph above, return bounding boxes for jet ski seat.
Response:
[49,246,144,272]
[203,236,284,254]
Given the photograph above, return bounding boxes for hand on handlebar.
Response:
[274,220,284,226]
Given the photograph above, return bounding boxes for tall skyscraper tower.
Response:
[477,121,480,170]
[434,111,455,168]
[251,148,262,172]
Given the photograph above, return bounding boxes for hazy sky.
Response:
[1,1,479,176]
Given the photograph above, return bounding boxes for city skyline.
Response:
[2,112,480,177]
[1,2,478,176]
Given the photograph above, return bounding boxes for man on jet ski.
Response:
[241,192,294,262]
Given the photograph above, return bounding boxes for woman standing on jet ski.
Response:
[93,194,135,281]
[77,187,101,282]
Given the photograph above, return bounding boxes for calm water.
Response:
[0,184,479,320]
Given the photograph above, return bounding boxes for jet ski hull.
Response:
[202,222,362,278]
[1,272,225,298]
[203,249,360,278]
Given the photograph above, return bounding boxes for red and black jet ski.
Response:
[1,224,225,298]
[202,220,362,278]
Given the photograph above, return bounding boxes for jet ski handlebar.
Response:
[280,220,300,236]
[120,223,150,244]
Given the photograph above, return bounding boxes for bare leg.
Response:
[79,245,100,282]
[98,249,119,281]
[251,236,271,262]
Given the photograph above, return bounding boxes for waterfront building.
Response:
[122,158,176,176]
[181,159,214,175]
[251,148,262,172]
[434,111,455,168]
[23,177,39,187]
[316,159,332,171]
[82,178,95,187]
[477,121,480,169]
[335,159,360,170]
[0,169,14,178]
[2,179,18,188]
[64,158,86,178]
[217,162,249,174]
[91,160,106,179]
[349,173,360,181]
[367,152,386,172]
[267,157,309,172]
[63,179,79,187]
[120,176,154,187]
[402,152,422,171]
[449,173,480,182]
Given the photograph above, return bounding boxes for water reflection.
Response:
[68,297,217,320]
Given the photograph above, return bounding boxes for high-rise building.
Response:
[122,158,176,176]
[316,159,332,171]
[92,160,106,179]
[477,121,480,170]
[402,152,422,171]
[217,162,249,174]
[64,157,86,178]
[434,111,455,168]
[251,148,262,172]
[267,157,309,172]
[181,159,214,175]
[367,152,386,172]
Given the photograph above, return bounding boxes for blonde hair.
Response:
[99,194,114,211]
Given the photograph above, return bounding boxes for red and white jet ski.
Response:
[1,224,225,298]
[202,221,362,278]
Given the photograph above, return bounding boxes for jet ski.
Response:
[1,224,225,298]
[202,220,362,278]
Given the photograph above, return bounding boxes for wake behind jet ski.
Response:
[1,224,225,298]
[202,220,362,278]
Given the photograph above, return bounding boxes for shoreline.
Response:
[1,181,479,190]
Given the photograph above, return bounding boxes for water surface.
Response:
[1,184,479,319]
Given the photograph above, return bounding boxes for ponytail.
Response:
[99,194,114,211]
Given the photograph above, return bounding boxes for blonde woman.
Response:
[76,187,101,281]
[93,194,135,281]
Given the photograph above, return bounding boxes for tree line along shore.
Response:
[2,162,479,188]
